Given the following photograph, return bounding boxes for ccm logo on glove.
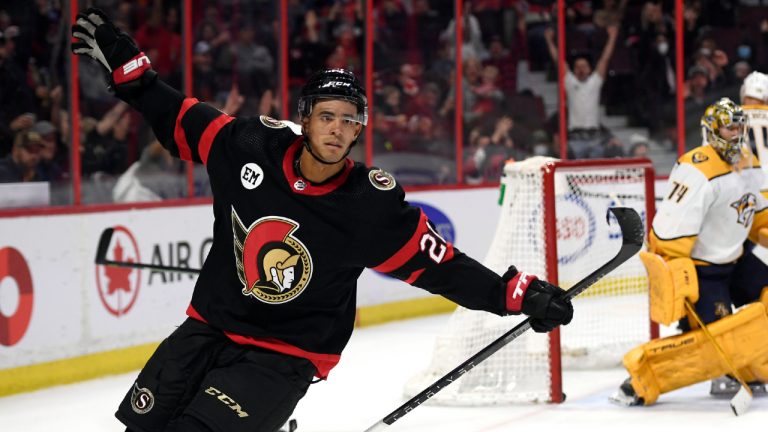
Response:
[115,53,151,85]
[506,271,536,312]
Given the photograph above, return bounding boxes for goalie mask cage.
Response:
[404,157,658,405]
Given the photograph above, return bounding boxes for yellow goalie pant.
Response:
[623,298,768,405]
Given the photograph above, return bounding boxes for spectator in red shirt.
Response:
[133,3,181,80]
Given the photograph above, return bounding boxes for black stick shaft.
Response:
[363,207,643,432]
[94,227,202,274]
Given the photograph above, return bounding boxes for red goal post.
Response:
[405,157,659,405]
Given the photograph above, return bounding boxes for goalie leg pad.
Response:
[622,302,768,405]
[640,252,699,326]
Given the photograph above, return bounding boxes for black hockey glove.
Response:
[502,266,573,333]
[71,8,157,98]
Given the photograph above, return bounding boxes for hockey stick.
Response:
[362,207,644,432]
[683,300,752,416]
[94,227,202,274]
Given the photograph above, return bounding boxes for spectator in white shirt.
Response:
[545,25,619,158]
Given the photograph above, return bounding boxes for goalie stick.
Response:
[684,300,752,416]
[94,227,202,274]
[362,207,644,432]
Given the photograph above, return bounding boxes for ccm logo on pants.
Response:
[205,386,249,418]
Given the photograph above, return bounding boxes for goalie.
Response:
[611,98,768,407]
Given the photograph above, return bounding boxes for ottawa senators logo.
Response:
[260,115,287,129]
[369,169,396,191]
[232,209,313,304]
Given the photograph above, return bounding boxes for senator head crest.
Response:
[232,209,313,304]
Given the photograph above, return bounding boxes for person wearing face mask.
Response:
[636,33,676,141]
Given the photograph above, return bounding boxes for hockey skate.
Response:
[710,375,767,397]
[609,378,644,406]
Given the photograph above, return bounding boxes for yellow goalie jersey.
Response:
[650,144,768,264]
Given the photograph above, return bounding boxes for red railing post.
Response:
[69,0,81,205]
[455,0,464,184]
[676,0,685,156]
[557,0,567,160]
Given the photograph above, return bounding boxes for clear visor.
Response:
[316,112,366,127]
[301,96,368,126]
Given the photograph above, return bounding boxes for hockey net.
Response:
[404,157,657,405]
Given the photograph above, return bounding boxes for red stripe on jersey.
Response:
[186,305,339,379]
[404,268,425,284]
[174,98,198,161]
[372,210,429,273]
[199,114,234,165]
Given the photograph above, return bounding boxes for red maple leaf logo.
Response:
[105,240,134,294]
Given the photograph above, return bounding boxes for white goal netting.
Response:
[404,157,653,405]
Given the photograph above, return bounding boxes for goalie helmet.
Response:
[701,98,748,165]
[739,71,768,103]
[298,68,368,126]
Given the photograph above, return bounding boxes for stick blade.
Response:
[608,207,644,249]
[730,386,752,416]
[95,228,114,264]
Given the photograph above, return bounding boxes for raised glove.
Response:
[503,266,574,333]
[71,8,157,96]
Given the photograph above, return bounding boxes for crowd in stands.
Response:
[4,0,768,204]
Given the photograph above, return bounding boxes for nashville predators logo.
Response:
[730,193,757,226]
[232,209,312,304]
[692,152,709,164]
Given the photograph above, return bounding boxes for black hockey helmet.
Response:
[298,68,368,126]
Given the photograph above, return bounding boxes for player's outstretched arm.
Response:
[71,8,229,165]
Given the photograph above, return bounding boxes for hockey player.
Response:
[611,98,768,407]
[71,8,573,432]
[726,71,768,396]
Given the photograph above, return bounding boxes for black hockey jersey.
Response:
[131,80,509,378]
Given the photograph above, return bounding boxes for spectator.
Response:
[594,0,628,29]
[290,10,330,81]
[233,24,275,100]
[531,129,555,157]
[196,19,232,83]
[635,32,676,140]
[628,134,650,158]
[133,1,181,80]
[544,24,619,159]
[684,65,714,150]
[493,115,528,162]
[440,3,488,61]
[412,0,449,66]
[483,36,521,97]
[113,139,184,203]
[0,129,43,183]
[31,120,65,182]
[81,102,131,176]
[190,41,217,101]
[602,135,626,158]
[0,27,37,156]
[471,64,504,116]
